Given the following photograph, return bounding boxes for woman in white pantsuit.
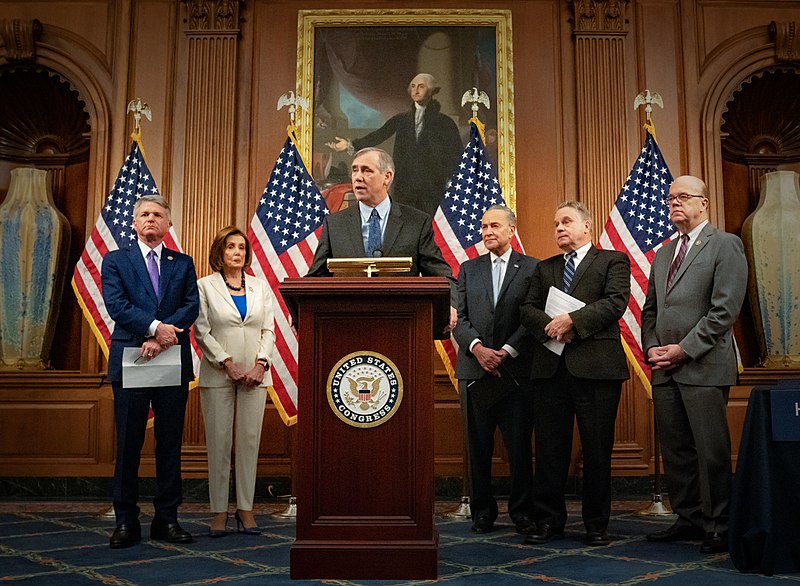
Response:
[195,226,275,537]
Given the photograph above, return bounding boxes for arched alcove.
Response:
[0,65,91,369]
[718,66,800,367]
[0,18,116,372]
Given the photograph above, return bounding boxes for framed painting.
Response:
[295,9,516,213]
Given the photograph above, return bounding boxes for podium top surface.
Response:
[279,277,452,338]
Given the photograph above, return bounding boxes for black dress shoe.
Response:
[700,531,728,554]
[514,517,536,535]
[586,531,610,546]
[471,515,495,534]
[150,520,193,543]
[524,522,564,544]
[110,523,141,549]
[646,522,705,542]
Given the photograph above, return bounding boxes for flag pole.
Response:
[96,98,153,521]
[268,90,310,520]
[442,88,491,520]
[631,91,672,516]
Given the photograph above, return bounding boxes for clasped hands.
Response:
[473,343,509,377]
[544,313,575,344]
[139,323,183,360]
[223,359,266,388]
[647,344,688,371]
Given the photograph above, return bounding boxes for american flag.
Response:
[432,119,524,380]
[598,129,674,392]
[247,130,329,426]
[71,133,200,375]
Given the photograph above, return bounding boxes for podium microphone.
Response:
[372,249,383,258]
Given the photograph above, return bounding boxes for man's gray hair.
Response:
[133,194,171,220]
[485,204,517,226]
[353,147,395,174]
[408,73,439,95]
[557,200,591,228]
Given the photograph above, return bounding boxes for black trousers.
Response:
[532,360,622,533]
[460,379,535,523]
[112,382,188,526]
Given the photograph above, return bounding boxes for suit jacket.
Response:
[641,223,748,386]
[353,100,462,216]
[520,246,630,380]
[454,250,538,381]
[194,272,276,388]
[102,244,199,383]
[307,200,457,306]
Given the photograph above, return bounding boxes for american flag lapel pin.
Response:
[167,255,174,260]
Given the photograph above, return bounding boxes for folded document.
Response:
[543,286,585,356]
[122,345,182,388]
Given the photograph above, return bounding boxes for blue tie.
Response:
[366,208,382,257]
[563,251,576,293]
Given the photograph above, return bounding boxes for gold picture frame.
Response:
[295,9,516,211]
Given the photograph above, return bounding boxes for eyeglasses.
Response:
[664,193,706,205]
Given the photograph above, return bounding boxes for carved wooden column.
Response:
[180,0,241,272]
[571,0,631,229]
[178,0,242,466]
[570,0,647,473]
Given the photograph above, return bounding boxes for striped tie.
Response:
[667,234,690,290]
[563,251,576,293]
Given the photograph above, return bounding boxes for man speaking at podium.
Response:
[308,147,457,328]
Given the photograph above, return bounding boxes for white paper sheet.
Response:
[543,286,586,356]
[122,345,182,388]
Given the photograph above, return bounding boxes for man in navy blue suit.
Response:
[102,194,199,549]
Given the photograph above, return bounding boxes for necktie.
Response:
[563,251,576,293]
[147,249,160,297]
[493,257,503,306]
[415,108,424,138]
[667,234,690,290]
[366,208,382,257]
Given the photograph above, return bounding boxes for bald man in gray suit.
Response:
[641,175,748,555]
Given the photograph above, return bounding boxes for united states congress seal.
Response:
[326,351,403,428]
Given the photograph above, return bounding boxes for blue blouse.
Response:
[230,293,247,320]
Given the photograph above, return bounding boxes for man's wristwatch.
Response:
[256,358,268,368]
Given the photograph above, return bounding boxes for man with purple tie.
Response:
[641,175,748,555]
[101,195,199,549]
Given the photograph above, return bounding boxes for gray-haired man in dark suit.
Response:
[454,205,538,535]
[520,201,630,547]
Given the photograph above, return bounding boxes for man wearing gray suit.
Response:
[308,147,457,325]
[454,205,538,535]
[641,175,748,555]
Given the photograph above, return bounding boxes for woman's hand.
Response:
[240,363,267,388]
[222,359,247,384]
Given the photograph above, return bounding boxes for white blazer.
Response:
[194,272,276,388]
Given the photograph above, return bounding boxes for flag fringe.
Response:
[268,386,298,426]
[71,277,111,358]
[621,338,652,397]
[434,340,459,392]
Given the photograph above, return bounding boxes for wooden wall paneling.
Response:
[0,373,114,476]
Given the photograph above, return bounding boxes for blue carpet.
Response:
[0,508,795,584]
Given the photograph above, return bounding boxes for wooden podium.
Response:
[281,277,451,580]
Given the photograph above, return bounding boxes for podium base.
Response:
[290,537,438,580]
